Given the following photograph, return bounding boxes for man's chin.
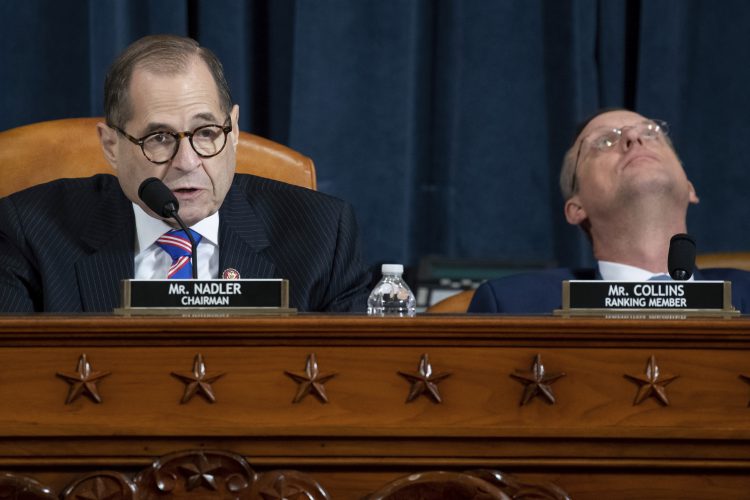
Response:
[170,192,215,223]
[174,205,216,227]
[176,213,206,227]
[621,175,680,201]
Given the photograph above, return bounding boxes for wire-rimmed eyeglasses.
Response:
[569,119,669,195]
[112,122,232,165]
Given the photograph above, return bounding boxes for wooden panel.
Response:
[0,315,748,498]
[1,347,749,437]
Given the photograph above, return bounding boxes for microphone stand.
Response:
[165,203,198,280]
[671,269,688,281]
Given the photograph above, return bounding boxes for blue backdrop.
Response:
[2,0,748,272]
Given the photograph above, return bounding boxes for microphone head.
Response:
[138,177,179,218]
[668,233,696,280]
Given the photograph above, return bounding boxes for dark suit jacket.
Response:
[0,174,370,313]
[469,267,750,314]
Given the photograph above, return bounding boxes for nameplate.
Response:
[558,280,737,316]
[115,279,295,315]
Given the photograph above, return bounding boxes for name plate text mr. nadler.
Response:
[119,279,290,310]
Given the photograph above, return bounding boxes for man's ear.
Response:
[97,122,119,171]
[229,104,240,149]
[564,196,588,226]
[687,180,700,205]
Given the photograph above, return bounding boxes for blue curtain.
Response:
[2,0,748,271]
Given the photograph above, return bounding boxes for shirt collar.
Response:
[598,260,694,281]
[133,203,219,253]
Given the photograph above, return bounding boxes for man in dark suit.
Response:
[0,34,370,313]
[469,109,750,313]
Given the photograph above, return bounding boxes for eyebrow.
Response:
[140,112,221,135]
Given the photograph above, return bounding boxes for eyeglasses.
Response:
[569,119,669,195]
[113,122,232,164]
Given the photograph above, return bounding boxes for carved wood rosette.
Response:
[56,353,111,404]
[251,470,331,499]
[469,468,572,500]
[135,450,254,498]
[366,470,511,499]
[0,471,56,500]
[284,353,337,403]
[398,353,452,403]
[171,353,225,404]
[624,355,679,406]
[510,354,565,406]
[60,471,135,500]
[367,469,572,499]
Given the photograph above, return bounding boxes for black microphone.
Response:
[668,233,696,281]
[138,178,198,279]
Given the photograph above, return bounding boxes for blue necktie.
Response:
[156,229,202,279]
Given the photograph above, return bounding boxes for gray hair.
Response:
[559,142,579,202]
[104,34,233,128]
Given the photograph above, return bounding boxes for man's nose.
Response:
[621,126,644,150]
[170,137,202,171]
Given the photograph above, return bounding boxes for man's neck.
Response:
[589,199,688,274]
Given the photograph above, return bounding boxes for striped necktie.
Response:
[648,274,672,281]
[156,229,202,279]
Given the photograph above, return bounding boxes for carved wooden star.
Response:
[177,453,225,491]
[258,474,305,500]
[284,353,337,403]
[56,354,111,404]
[171,354,225,404]
[398,353,451,403]
[624,355,679,406]
[740,374,750,407]
[510,354,566,406]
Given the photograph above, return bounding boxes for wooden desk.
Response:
[0,314,749,498]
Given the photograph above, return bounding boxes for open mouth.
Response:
[172,187,203,199]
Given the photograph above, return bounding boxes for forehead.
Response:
[578,111,648,140]
[127,58,222,118]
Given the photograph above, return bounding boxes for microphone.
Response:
[138,178,198,279]
[668,233,696,281]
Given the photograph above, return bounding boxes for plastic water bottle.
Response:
[367,264,417,317]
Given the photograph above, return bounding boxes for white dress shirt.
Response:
[598,261,694,281]
[133,204,219,279]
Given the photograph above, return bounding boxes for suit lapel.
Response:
[75,185,135,311]
[218,182,277,279]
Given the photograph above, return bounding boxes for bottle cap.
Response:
[381,263,404,274]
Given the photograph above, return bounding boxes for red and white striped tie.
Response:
[155,229,202,279]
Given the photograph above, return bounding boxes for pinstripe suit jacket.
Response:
[0,174,370,313]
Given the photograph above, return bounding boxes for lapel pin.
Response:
[222,268,240,280]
